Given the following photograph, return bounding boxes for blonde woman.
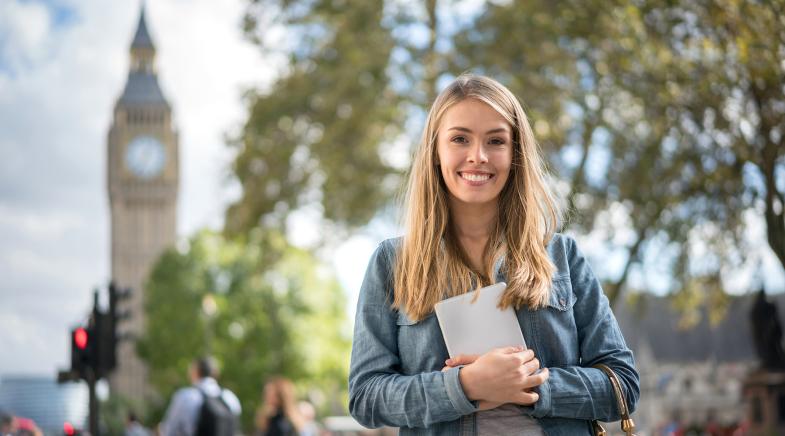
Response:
[255,377,306,436]
[348,74,639,435]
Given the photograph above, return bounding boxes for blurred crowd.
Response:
[655,415,750,436]
[0,411,43,436]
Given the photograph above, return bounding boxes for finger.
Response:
[521,357,540,375]
[441,366,451,373]
[521,368,549,389]
[445,354,479,366]
[511,349,535,365]
[496,345,527,355]
[514,390,540,406]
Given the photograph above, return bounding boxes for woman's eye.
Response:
[489,138,506,146]
[451,136,468,144]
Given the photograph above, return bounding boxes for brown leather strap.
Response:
[592,363,636,436]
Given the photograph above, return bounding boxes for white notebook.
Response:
[434,282,526,358]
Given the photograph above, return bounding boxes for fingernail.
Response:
[446,359,453,365]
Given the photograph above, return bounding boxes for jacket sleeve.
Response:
[348,240,478,429]
[525,236,640,421]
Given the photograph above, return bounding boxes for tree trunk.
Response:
[424,0,439,105]
[606,230,646,309]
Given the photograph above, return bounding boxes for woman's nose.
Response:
[467,143,489,163]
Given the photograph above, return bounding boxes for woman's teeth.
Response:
[461,173,491,182]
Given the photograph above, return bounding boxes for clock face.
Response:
[125,135,166,179]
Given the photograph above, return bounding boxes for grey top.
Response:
[476,405,544,435]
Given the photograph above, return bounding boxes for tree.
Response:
[137,230,350,429]
[451,0,783,311]
[228,0,404,238]
[234,0,783,313]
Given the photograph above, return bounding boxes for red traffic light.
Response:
[63,422,75,435]
[74,328,88,350]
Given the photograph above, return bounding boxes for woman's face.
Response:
[436,98,513,208]
[264,383,280,407]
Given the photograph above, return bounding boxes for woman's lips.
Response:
[459,171,494,185]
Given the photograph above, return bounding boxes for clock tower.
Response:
[107,5,178,402]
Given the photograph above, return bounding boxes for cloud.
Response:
[0,0,52,75]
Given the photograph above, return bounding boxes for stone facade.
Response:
[106,6,178,403]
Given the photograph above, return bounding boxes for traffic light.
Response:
[104,281,132,372]
[63,282,132,382]
[70,325,94,378]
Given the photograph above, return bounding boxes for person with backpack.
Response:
[160,356,242,436]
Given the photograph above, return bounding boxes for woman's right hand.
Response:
[453,346,549,405]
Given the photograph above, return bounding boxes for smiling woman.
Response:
[348,74,639,435]
[436,99,513,208]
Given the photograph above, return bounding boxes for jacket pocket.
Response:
[547,275,576,311]
[536,275,579,366]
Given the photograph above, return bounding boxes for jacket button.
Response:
[559,298,566,307]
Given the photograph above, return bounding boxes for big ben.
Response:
[107,5,178,402]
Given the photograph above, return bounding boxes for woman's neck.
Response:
[449,197,497,270]
[449,197,497,237]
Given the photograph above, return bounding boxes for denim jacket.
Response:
[348,233,640,435]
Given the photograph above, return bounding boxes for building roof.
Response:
[118,71,169,107]
[615,291,785,364]
[131,5,154,50]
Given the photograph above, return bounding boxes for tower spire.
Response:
[130,2,156,74]
[120,1,168,107]
[131,2,154,50]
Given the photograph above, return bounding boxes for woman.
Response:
[255,377,306,436]
[348,74,639,435]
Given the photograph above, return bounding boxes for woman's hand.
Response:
[441,363,502,411]
[443,346,549,406]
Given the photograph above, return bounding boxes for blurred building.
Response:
[0,375,88,433]
[107,4,179,403]
[615,292,785,431]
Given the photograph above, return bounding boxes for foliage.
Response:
[234,0,783,316]
[450,0,785,310]
[137,230,350,430]
[227,0,404,238]
[100,394,150,434]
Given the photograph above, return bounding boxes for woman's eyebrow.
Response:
[447,126,510,134]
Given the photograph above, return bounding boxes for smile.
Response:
[459,172,493,183]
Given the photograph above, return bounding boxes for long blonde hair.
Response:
[255,377,306,433]
[393,74,562,321]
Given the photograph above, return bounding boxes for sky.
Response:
[0,0,294,376]
[1,0,783,379]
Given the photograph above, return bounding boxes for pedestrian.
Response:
[296,401,321,436]
[254,377,306,436]
[0,412,13,436]
[348,73,640,435]
[125,412,150,436]
[160,356,241,436]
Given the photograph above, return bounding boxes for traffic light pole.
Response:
[87,367,99,435]
[58,282,131,434]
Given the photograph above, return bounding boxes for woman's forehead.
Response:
[439,98,512,132]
